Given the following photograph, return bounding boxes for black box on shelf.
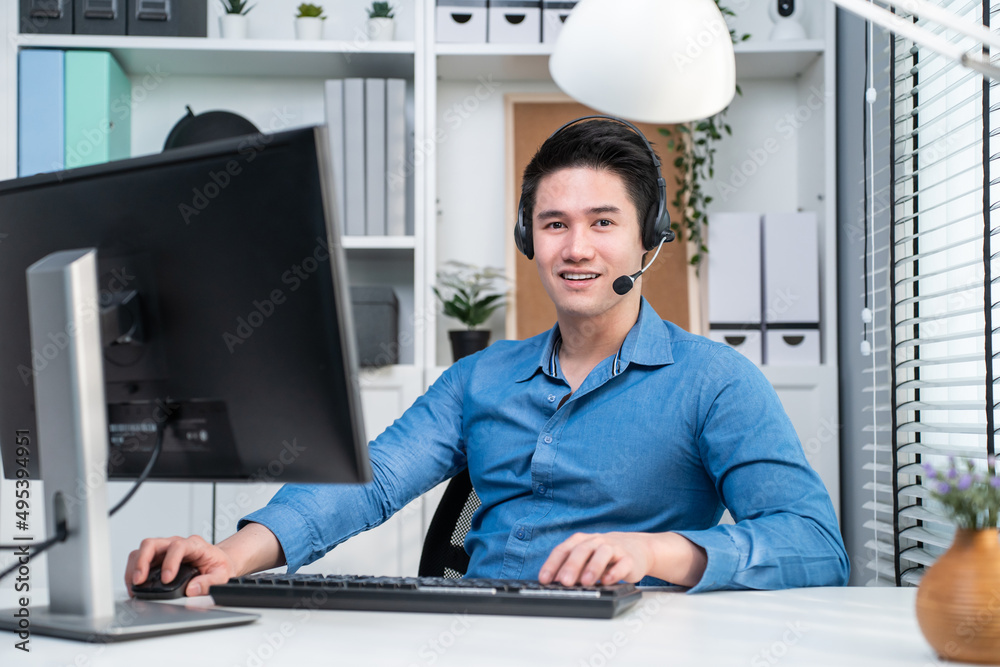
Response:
[127,0,206,37]
[73,0,127,35]
[20,0,74,35]
[350,286,399,368]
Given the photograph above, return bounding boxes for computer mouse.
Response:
[132,563,200,600]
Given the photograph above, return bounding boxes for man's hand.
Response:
[538,531,708,588]
[538,532,655,586]
[125,522,285,598]
[125,535,236,598]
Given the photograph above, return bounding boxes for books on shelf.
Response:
[325,77,410,239]
[17,49,130,177]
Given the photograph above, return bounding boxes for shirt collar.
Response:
[514,298,674,383]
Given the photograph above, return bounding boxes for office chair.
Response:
[417,468,480,578]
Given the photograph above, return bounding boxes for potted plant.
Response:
[433,261,507,361]
[219,0,253,39]
[295,3,326,41]
[915,457,1000,663]
[366,2,396,42]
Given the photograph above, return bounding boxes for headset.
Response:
[513,115,675,261]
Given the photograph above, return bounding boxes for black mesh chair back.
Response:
[418,468,481,578]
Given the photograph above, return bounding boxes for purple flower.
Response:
[991,477,1000,488]
[922,463,937,478]
[947,467,959,480]
[936,481,953,495]
[957,474,974,491]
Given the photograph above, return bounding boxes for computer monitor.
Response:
[0,127,372,640]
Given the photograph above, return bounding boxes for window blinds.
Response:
[873,0,998,586]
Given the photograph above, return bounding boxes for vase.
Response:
[449,330,490,361]
[295,17,324,40]
[916,527,1000,664]
[220,14,248,39]
[366,18,395,41]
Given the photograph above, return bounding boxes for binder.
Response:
[18,50,65,177]
[343,78,367,237]
[64,51,131,169]
[73,0,127,35]
[385,79,407,236]
[324,80,347,236]
[19,0,74,35]
[365,78,386,236]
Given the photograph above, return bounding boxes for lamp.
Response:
[548,0,736,124]
[550,0,1000,127]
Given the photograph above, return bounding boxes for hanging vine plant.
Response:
[659,2,749,270]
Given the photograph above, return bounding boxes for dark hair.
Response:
[520,118,660,234]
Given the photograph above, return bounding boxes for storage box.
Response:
[350,286,399,368]
[20,0,74,35]
[488,0,541,44]
[708,212,761,325]
[437,0,488,43]
[766,329,820,366]
[126,0,194,37]
[763,212,819,324]
[542,0,576,44]
[709,329,762,366]
[74,0,126,35]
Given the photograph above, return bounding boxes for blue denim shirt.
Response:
[241,299,849,592]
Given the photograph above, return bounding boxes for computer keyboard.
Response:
[209,574,642,619]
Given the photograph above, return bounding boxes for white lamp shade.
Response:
[549,0,737,124]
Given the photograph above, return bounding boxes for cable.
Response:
[0,421,165,583]
[0,519,67,581]
[109,424,165,517]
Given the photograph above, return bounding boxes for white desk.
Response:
[1,587,943,666]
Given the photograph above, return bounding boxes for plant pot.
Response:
[366,17,395,41]
[220,14,248,39]
[916,528,1000,663]
[449,330,490,361]
[295,17,324,40]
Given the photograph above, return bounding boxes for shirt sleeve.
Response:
[239,356,473,573]
[673,347,850,593]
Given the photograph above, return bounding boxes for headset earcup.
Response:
[515,197,533,259]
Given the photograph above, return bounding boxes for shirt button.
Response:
[547,394,556,403]
[516,529,525,540]
[543,435,553,444]
[538,485,547,495]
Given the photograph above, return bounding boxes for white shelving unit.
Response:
[0,1,841,586]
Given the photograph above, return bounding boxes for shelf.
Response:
[733,39,826,79]
[341,235,415,250]
[12,34,416,78]
[435,39,825,81]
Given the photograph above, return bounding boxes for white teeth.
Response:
[563,273,598,281]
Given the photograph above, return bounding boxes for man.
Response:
[126,117,848,596]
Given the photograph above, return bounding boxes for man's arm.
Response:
[540,347,848,592]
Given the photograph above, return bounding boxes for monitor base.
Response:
[0,599,258,643]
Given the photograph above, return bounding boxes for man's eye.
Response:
[546,221,565,229]
[595,219,613,227]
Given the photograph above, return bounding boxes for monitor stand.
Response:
[0,249,258,642]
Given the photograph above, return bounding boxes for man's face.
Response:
[532,167,646,324]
